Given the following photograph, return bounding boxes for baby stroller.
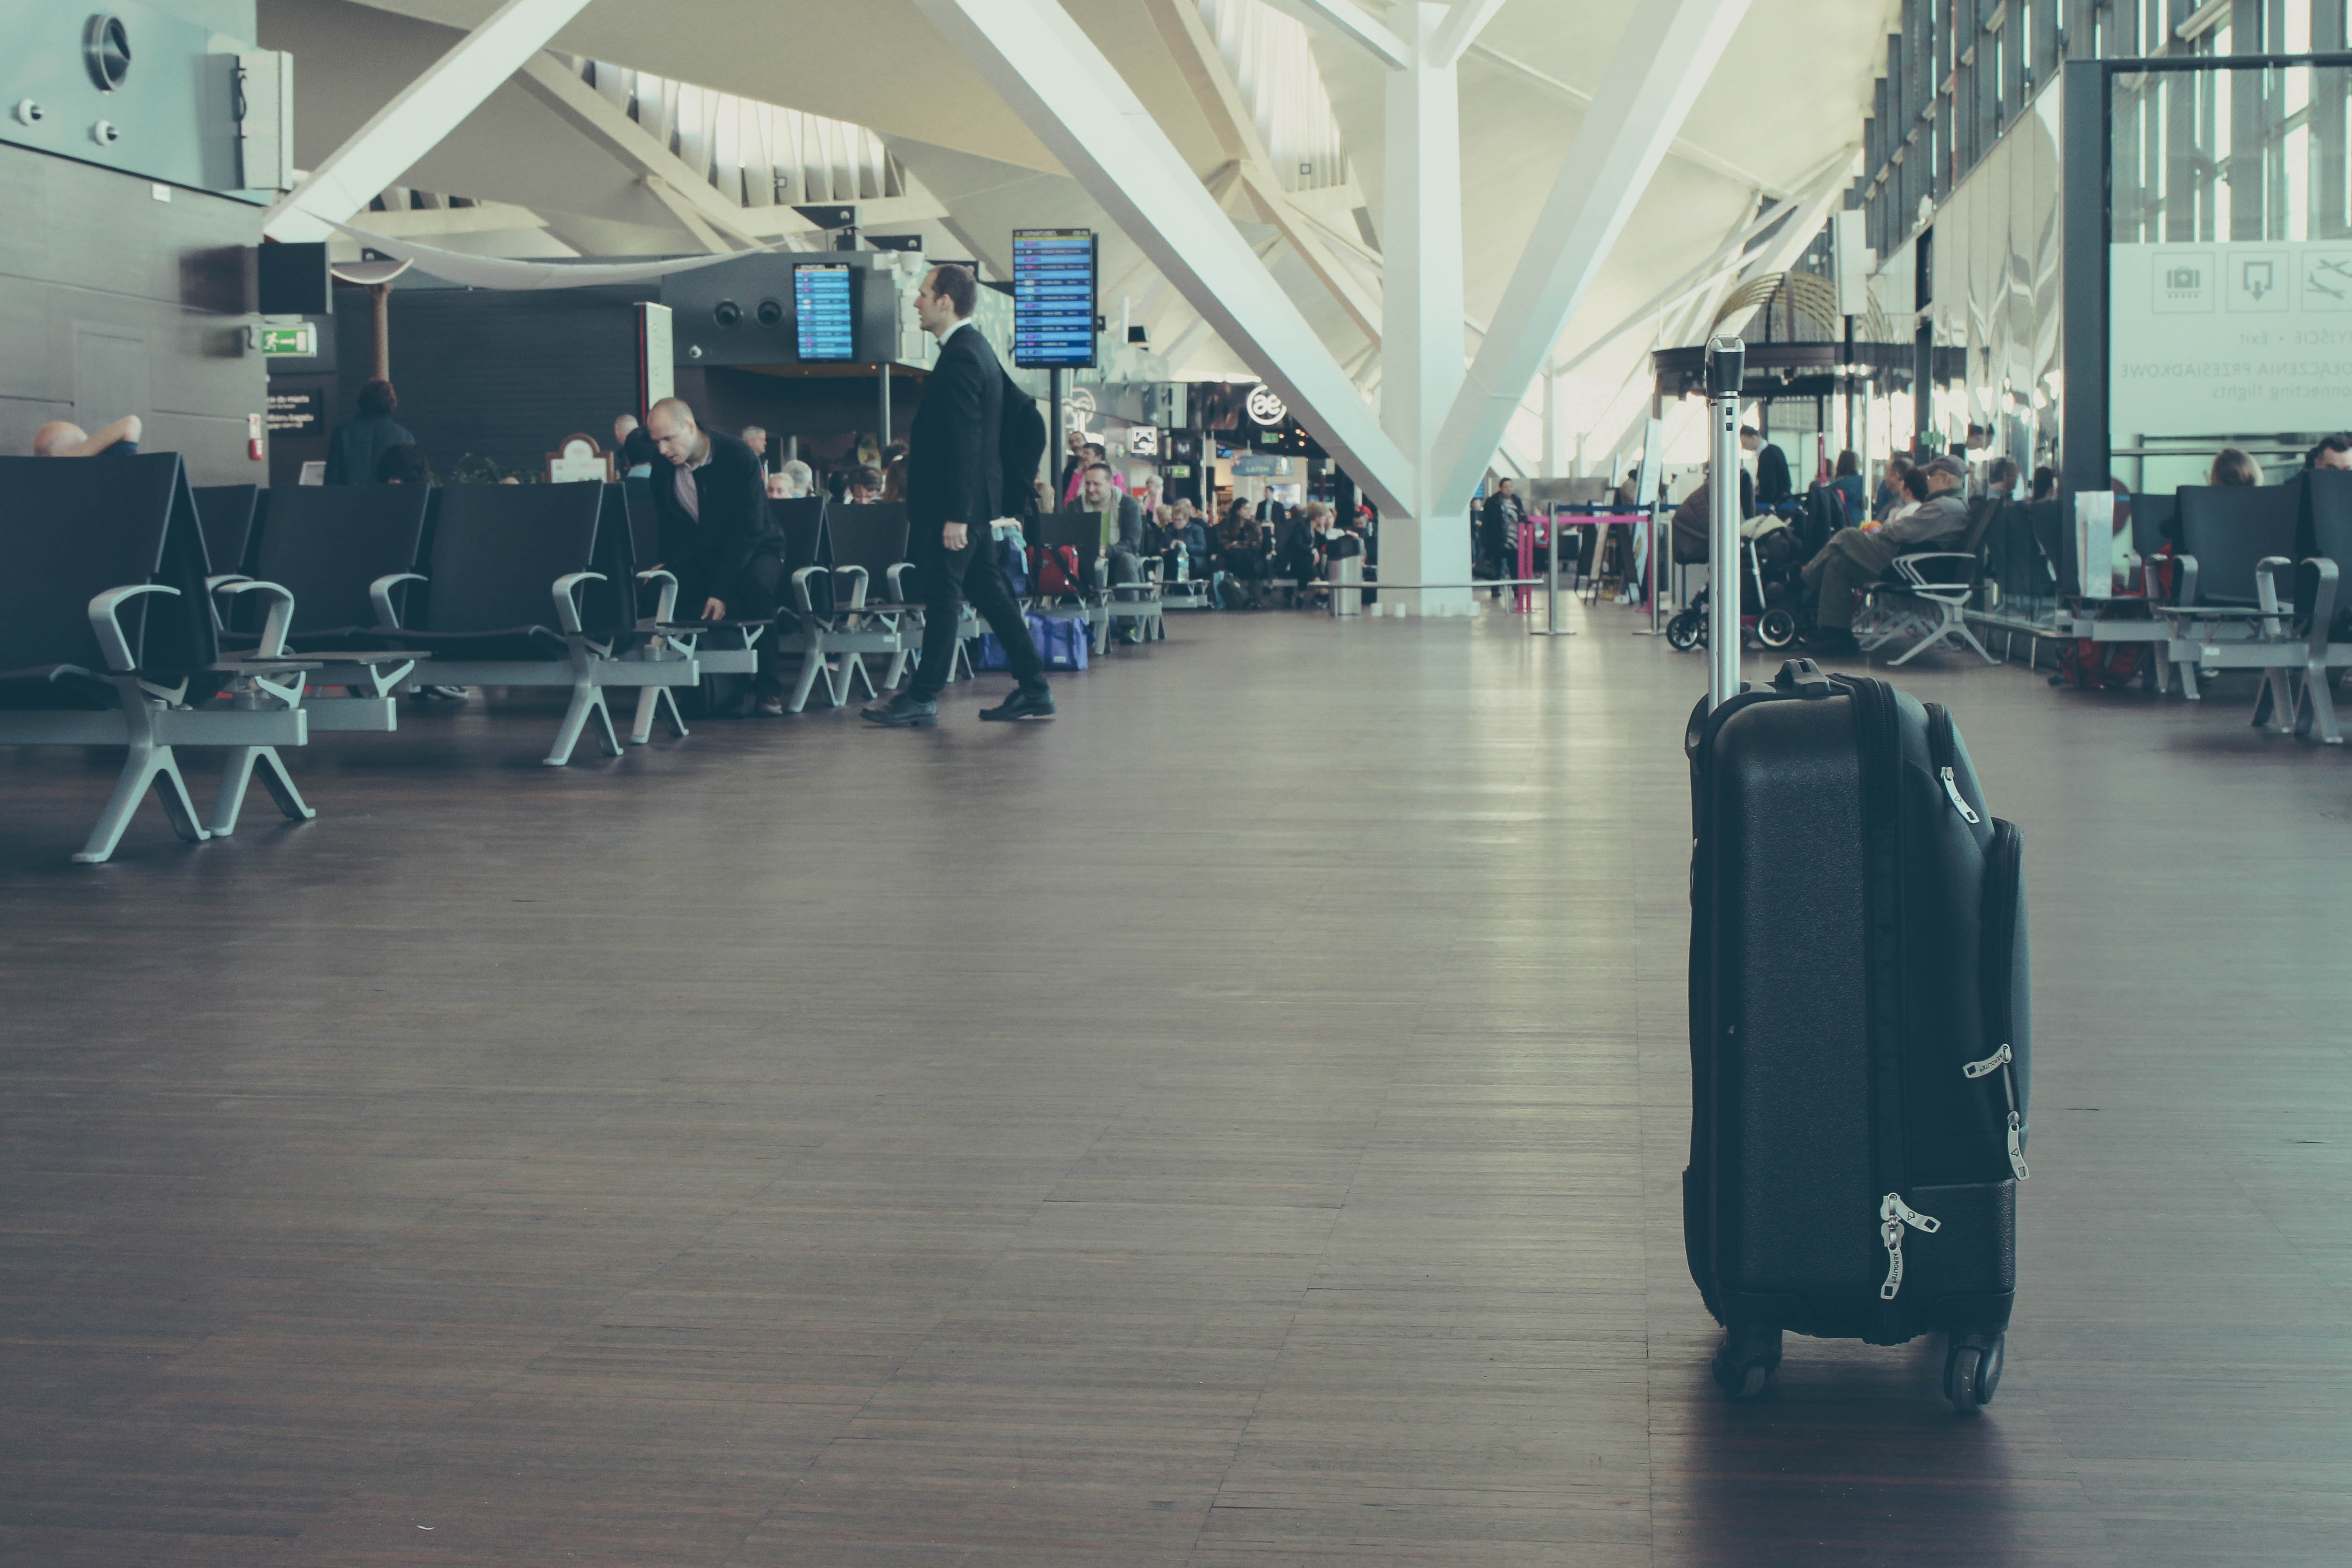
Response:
[1665,513,1805,651]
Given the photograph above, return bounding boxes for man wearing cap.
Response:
[1799,454,1971,656]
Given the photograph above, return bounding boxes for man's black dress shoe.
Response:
[979,684,1055,721]
[862,694,939,727]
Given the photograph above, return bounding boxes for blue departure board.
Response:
[1012,229,1098,369]
[794,263,857,362]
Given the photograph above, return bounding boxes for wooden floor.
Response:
[2,604,2347,1566]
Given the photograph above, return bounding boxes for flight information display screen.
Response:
[794,263,857,361]
[1012,229,1098,369]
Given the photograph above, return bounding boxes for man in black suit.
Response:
[1001,369,1047,522]
[644,396,789,715]
[1743,426,1792,508]
[864,265,1052,727]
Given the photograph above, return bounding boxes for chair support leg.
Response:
[75,742,207,864]
[545,682,617,766]
[210,746,314,836]
[2299,662,2344,743]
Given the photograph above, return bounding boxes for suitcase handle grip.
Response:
[1772,658,1832,697]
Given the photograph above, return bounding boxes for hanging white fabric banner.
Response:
[327,221,797,291]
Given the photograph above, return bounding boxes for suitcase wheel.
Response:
[1944,1332,2005,1415]
[1711,1325,1783,1401]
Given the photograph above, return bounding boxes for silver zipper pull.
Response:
[2007,1113,2031,1182]
[1883,1192,1942,1233]
[1963,1044,2012,1079]
[1880,1215,1906,1299]
[1940,765,1982,824]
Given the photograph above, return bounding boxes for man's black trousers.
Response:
[676,552,786,699]
[910,533,1043,699]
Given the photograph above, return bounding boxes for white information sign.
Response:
[2112,241,2352,438]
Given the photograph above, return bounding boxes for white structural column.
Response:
[1379,1,1470,613]
[1428,0,1755,516]
[914,0,1414,515]
[265,0,594,242]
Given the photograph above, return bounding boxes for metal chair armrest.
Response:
[790,563,827,614]
[552,571,607,634]
[371,572,427,630]
[2175,553,2200,606]
[636,568,680,624]
[86,583,180,673]
[212,579,297,658]
[835,565,872,610]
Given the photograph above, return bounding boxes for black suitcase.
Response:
[1684,659,2030,1412]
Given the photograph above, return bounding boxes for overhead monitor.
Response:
[1012,228,1098,369]
[794,262,857,362]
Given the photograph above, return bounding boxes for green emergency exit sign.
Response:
[258,324,316,356]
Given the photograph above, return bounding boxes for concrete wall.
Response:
[0,146,267,483]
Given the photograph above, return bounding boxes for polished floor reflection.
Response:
[0,606,2344,1566]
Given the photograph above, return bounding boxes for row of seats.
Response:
[1846,471,2352,742]
[1,461,1178,863]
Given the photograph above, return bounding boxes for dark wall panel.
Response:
[0,146,266,484]
[335,284,652,479]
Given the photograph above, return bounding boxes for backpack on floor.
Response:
[2055,639,2148,690]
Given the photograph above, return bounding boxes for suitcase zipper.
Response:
[1961,1045,2031,1181]
[1926,703,1982,823]
[1940,767,1981,824]
[1878,1192,1942,1300]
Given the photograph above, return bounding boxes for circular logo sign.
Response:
[1245,385,1287,426]
[1063,386,1097,437]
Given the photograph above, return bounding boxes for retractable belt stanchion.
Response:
[1705,335,1745,712]
[1532,507,1572,636]
[1646,492,1666,634]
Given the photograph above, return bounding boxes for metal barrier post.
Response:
[1532,508,1573,636]
[1705,336,1745,711]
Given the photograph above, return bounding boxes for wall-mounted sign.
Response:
[1062,384,1098,439]
[1245,384,1288,426]
[265,387,322,435]
[1163,463,1192,478]
[1013,228,1098,369]
[257,323,315,356]
[1128,425,1159,457]
[793,262,857,362]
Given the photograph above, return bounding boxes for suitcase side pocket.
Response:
[1972,818,2030,1180]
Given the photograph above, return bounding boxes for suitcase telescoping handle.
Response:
[1771,658,1833,698]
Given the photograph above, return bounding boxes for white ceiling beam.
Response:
[1263,0,1410,68]
[265,0,595,242]
[1429,0,1755,515]
[1430,0,1514,68]
[512,53,782,250]
[1549,149,1851,379]
[1462,42,1786,199]
[912,0,1415,516]
[1149,0,1382,343]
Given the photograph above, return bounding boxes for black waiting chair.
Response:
[225,484,437,732]
[363,483,697,765]
[826,502,945,691]
[1031,508,1114,651]
[772,496,891,712]
[193,484,265,589]
[2247,467,2352,742]
[0,454,317,861]
[1856,495,2003,665]
[2154,481,2305,699]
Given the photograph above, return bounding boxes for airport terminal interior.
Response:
[3,0,2350,1562]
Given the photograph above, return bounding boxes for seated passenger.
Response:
[1874,465,1930,531]
[1277,502,1324,605]
[1160,501,1208,579]
[2304,432,2352,471]
[846,465,882,505]
[1081,462,1149,641]
[1826,450,1866,525]
[32,415,141,458]
[2210,447,2260,487]
[1872,454,1913,521]
[1983,455,2021,500]
[1216,499,1269,603]
[1669,468,1756,563]
[1800,455,1971,656]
